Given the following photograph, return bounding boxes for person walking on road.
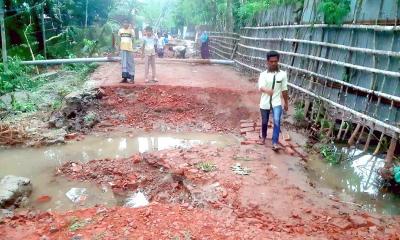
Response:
[118,19,135,83]
[142,26,158,83]
[257,51,289,151]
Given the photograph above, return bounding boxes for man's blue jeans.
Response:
[260,106,282,145]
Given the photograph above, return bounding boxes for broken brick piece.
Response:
[241,141,257,145]
[240,122,255,128]
[284,146,295,156]
[241,127,255,134]
[245,132,260,141]
[240,119,253,123]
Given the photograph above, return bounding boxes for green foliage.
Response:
[0,57,44,95]
[319,144,347,165]
[321,119,331,129]
[12,100,37,112]
[52,99,63,110]
[69,217,87,232]
[318,0,351,25]
[237,1,269,25]
[294,107,305,122]
[63,62,99,80]
[196,162,217,172]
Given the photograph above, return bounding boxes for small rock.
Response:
[0,175,32,208]
[330,218,352,230]
[0,209,14,220]
[65,133,79,140]
[71,163,83,172]
[70,234,83,240]
[36,195,51,203]
[49,225,59,233]
[349,215,368,228]
[221,189,228,198]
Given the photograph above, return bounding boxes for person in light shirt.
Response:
[142,26,158,83]
[118,19,135,83]
[257,51,289,151]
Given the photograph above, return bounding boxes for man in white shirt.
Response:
[258,51,289,151]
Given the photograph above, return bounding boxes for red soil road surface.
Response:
[91,62,256,90]
[1,62,400,239]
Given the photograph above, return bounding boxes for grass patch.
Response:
[196,162,217,172]
[69,217,89,232]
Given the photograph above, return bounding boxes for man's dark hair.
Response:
[266,51,280,61]
[145,26,153,32]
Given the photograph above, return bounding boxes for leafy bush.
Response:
[0,57,43,95]
[318,0,351,25]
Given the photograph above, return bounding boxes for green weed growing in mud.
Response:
[294,107,305,122]
[11,95,37,112]
[196,162,217,172]
[319,144,348,165]
[52,99,63,110]
[69,217,87,232]
[294,101,305,121]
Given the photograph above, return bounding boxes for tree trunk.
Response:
[226,0,234,32]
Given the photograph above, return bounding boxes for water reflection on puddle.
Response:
[0,132,238,211]
[308,147,400,215]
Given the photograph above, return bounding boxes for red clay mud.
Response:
[2,63,400,239]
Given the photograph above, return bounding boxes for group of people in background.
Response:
[118,21,161,84]
[117,19,210,84]
[118,20,287,151]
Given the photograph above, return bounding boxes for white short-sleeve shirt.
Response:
[258,69,288,110]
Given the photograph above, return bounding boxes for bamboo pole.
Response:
[0,0,7,71]
[348,123,362,146]
[356,125,366,146]
[209,36,239,41]
[210,49,229,60]
[385,136,398,165]
[40,5,47,60]
[373,133,385,155]
[363,127,374,151]
[208,31,239,36]
[209,45,231,57]
[237,43,400,78]
[242,24,400,32]
[210,40,234,52]
[337,120,346,140]
[235,51,400,102]
[210,38,236,47]
[239,36,400,58]
[342,121,351,141]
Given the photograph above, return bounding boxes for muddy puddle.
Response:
[0,132,238,212]
[308,147,400,215]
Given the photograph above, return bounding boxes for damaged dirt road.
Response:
[1,62,400,239]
